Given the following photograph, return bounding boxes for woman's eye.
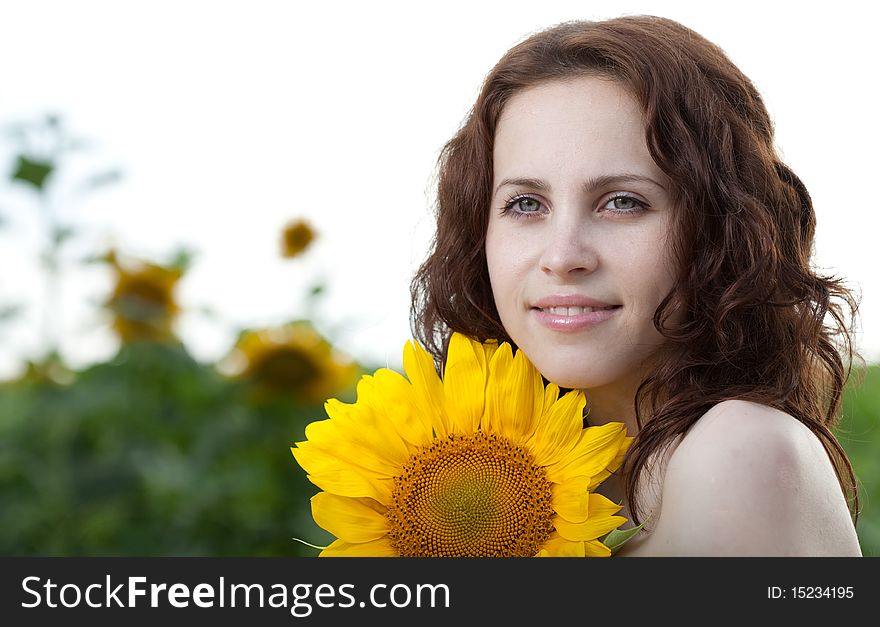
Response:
[500,195,544,218]
[513,197,541,213]
[603,194,648,213]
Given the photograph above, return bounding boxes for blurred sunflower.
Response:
[224,321,359,404]
[292,333,632,557]
[281,219,316,259]
[103,251,183,343]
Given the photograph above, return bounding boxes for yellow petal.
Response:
[344,375,429,456]
[542,382,560,415]
[481,342,511,434]
[311,492,389,543]
[554,513,627,542]
[535,532,586,557]
[291,443,392,503]
[442,333,487,435]
[545,422,628,484]
[587,438,632,491]
[553,493,626,541]
[305,413,406,476]
[484,343,543,442]
[551,476,591,523]
[583,539,612,557]
[529,389,586,467]
[553,493,625,541]
[481,339,500,364]
[367,368,433,449]
[588,491,625,516]
[319,538,398,557]
[403,340,449,437]
[536,535,612,557]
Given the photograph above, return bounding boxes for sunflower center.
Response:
[116,275,176,309]
[249,348,320,390]
[386,431,554,557]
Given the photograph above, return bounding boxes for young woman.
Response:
[410,15,862,556]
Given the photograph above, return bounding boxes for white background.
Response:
[0,0,877,378]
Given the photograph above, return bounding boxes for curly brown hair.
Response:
[410,15,861,524]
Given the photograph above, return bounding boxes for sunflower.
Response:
[291,332,632,557]
[104,251,183,343]
[224,321,360,404]
[281,219,316,259]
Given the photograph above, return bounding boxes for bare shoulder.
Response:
[626,400,861,556]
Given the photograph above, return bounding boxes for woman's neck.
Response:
[582,386,640,436]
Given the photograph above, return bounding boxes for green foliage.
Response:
[11,154,54,192]
[0,342,353,556]
[839,364,880,556]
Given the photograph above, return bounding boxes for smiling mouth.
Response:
[536,306,620,316]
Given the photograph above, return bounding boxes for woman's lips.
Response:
[531,305,621,331]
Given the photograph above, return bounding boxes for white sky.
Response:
[0,0,878,378]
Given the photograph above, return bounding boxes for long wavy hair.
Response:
[410,15,861,524]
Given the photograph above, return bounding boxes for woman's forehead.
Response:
[493,77,664,189]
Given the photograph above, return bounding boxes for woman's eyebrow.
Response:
[493,173,667,196]
[493,177,551,196]
[585,174,667,193]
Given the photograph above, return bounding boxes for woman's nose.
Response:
[538,215,598,278]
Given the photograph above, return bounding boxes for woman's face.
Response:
[486,76,678,401]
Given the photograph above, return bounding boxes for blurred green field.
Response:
[0,342,339,556]
[839,364,880,556]
[0,343,876,556]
